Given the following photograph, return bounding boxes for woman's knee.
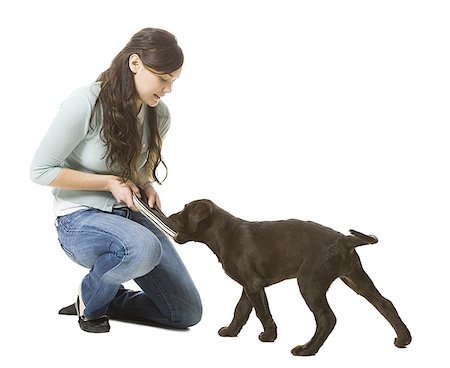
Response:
[173,292,203,328]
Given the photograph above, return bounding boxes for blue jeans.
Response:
[56,207,202,328]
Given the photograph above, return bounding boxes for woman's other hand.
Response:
[142,181,161,209]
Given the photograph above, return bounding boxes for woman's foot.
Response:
[75,293,110,333]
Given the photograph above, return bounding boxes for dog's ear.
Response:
[187,200,213,233]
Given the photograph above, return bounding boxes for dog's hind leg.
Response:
[218,288,253,337]
[292,272,337,356]
[340,261,412,348]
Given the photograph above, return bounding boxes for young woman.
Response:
[30,28,202,333]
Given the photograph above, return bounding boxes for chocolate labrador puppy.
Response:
[169,200,411,356]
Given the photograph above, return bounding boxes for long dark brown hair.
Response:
[93,28,183,184]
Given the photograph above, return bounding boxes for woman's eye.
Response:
[160,76,168,82]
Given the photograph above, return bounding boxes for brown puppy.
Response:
[169,200,411,356]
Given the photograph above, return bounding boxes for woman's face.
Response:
[130,54,182,108]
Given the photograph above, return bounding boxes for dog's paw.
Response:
[394,333,412,348]
[258,328,277,342]
[218,326,239,337]
[291,345,317,356]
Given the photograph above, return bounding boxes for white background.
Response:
[1,0,449,366]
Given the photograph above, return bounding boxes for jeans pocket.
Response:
[56,217,83,266]
[56,209,90,232]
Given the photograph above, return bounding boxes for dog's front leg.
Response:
[245,287,277,342]
[218,288,253,337]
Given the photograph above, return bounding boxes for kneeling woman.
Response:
[30,28,202,333]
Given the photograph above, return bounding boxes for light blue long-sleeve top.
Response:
[30,82,170,212]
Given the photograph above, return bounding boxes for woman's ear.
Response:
[129,54,141,74]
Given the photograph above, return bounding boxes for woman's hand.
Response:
[108,176,141,211]
[142,181,161,209]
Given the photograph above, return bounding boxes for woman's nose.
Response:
[163,81,173,93]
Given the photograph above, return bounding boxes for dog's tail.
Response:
[345,229,378,248]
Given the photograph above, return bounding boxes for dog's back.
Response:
[224,218,371,285]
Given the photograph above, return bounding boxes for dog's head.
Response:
[169,199,214,244]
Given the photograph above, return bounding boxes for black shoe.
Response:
[58,303,77,315]
[58,286,128,317]
[78,314,110,333]
[75,296,110,333]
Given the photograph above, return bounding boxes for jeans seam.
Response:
[146,273,177,323]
